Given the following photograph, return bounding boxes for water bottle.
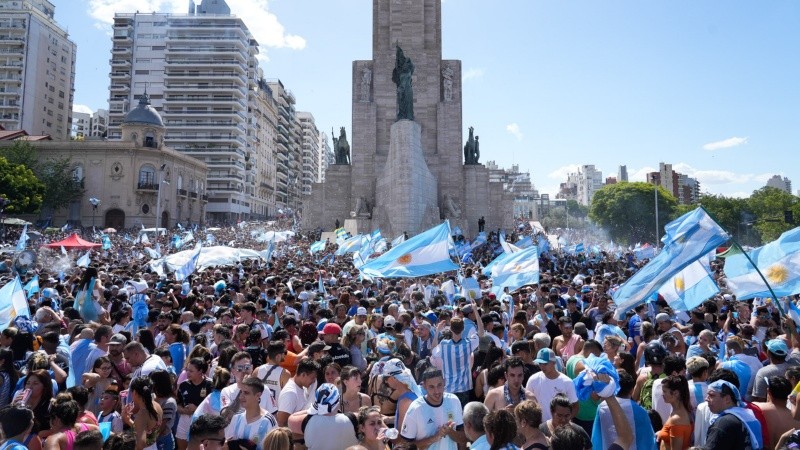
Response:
[381,428,399,440]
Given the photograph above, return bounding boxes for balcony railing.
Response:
[177,188,188,197]
[137,182,158,191]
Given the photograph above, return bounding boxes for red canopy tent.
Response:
[42,233,102,251]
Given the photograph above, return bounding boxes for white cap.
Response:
[384,316,397,327]
[356,307,367,316]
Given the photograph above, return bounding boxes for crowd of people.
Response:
[0,219,799,450]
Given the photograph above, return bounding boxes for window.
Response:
[144,133,156,148]
[177,174,183,190]
[71,165,83,182]
[138,165,156,188]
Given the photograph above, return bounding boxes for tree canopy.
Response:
[0,156,45,214]
[589,182,678,245]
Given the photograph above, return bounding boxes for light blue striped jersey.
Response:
[432,336,475,393]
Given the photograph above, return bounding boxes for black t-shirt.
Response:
[705,413,754,450]
[327,343,352,367]
[177,378,214,407]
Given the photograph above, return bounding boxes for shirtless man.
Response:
[753,376,800,450]
[553,316,583,363]
[483,356,537,412]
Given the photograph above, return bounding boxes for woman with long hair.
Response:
[260,427,293,450]
[13,369,53,434]
[515,400,549,450]
[474,346,505,401]
[74,267,106,323]
[193,367,231,417]
[165,324,190,373]
[614,352,637,379]
[175,358,212,450]
[656,375,693,450]
[82,356,114,415]
[0,348,19,407]
[122,377,163,450]
[635,321,657,370]
[137,329,157,355]
[356,406,390,450]
[342,325,367,372]
[267,300,286,329]
[42,394,99,450]
[149,371,176,450]
[483,409,519,450]
[339,366,371,414]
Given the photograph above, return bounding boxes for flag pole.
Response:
[699,205,785,318]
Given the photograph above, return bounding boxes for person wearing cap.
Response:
[342,306,369,355]
[750,338,793,402]
[399,368,467,450]
[704,379,764,450]
[106,333,131,385]
[319,322,351,367]
[525,348,578,422]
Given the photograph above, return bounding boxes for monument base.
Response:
[374,120,438,238]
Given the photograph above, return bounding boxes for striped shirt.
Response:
[224,411,277,450]
[432,336,476,393]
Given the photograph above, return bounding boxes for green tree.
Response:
[0,156,45,213]
[0,141,83,213]
[566,199,589,219]
[746,187,798,243]
[695,194,754,244]
[589,182,678,245]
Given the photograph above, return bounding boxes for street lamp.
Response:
[0,197,8,240]
[89,197,100,229]
[155,164,168,233]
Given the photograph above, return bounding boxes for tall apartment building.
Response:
[647,162,700,204]
[482,161,539,219]
[72,108,108,138]
[618,165,628,182]
[576,164,603,206]
[267,79,303,211]
[296,111,321,196]
[107,0,268,223]
[766,174,792,194]
[319,130,333,183]
[0,0,75,139]
[247,72,278,219]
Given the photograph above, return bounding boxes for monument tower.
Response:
[304,0,513,237]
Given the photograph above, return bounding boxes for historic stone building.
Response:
[0,94,208,229]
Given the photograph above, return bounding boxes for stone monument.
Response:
[304,0,513,237]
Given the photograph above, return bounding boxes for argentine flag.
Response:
[335,227,349,244]
[657,252,719,312]
[361,221,459,278]
[516,235,533,249]
[592,398,656,450]
[724,226,800,300]
[470,232,488,250]
[613,208,729,320]
[336,235,365,256]
[16,224,29,251]
[309,240,326,254]
[0,277,30,331]
[491,245,540,292]
[102,234,112,250]
[77,251,92,268]
[23,275,39,299]
[391,234,406,247]
[175,244,202,282]
[260,239,276,262]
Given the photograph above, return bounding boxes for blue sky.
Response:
[54,0,800,199]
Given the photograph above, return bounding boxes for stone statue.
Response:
[441,65,454,102]
[392,45,414,121]
[359,66,372,103]
[355,196,371,218]
[333,127,350,165]
[444,193,462,219]
[464,126,476,165]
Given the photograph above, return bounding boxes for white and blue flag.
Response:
[0,277,30,331]
[16,224,29,251]
[361,221,459,278]
[657,252,719,312]
[175,243,202,282]
[491,245,540,292]
[309,240,326,255]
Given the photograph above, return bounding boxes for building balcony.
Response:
[110,71,130,78]
[111,47,131,54]
[110,59,131,66]
[189,191,198,199]
[177,188,188,197]
[137,182,159,192]
[202,194,208,202]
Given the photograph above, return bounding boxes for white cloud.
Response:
[547,164,580,180]
[73,104,94,114]
[702,136,748,151]
[462,68,485,81]
[629,166,657,182]
[87,0,306,58]
[505,123,523,141]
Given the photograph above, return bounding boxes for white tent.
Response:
[148,245,266,273]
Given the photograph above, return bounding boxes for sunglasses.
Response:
[235,364,252,371]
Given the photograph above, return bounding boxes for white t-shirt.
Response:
[277,378,312,415]
[400,394,464,450]
[131,354,167,380]
[651,378,672,424]
[254,363,285,413]
[224,411,277,450]
[221,384,273,413]
[85,346,108,373]
[525,372,578,421]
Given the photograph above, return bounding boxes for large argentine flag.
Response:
[613,208,729,319]
[361,221,458,278]
[724,226,800,299]
[482,250,516,277]
[592,398,656,450]
[0,277,30,331]
[657,252,719,312]
[336,234,365,256]
[491,245,540,292]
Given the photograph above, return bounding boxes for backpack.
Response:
[640,372,665,411]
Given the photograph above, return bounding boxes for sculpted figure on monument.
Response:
[464,126,476,165]
[444,193,462,219]
[442,65,454,102]
[333,127,350,165]
[474,135,480,164]
[355,196,371,218]
[359,66,372,103]
[392,45,415,121]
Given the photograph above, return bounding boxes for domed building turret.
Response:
[121,92,165,149]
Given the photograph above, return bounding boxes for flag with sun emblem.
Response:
[724,226,800,299]
[613,208,729,320]
[361,222,458,278]
[491,245,540,292]
[657,252,719,311]
[0,277,30,331]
